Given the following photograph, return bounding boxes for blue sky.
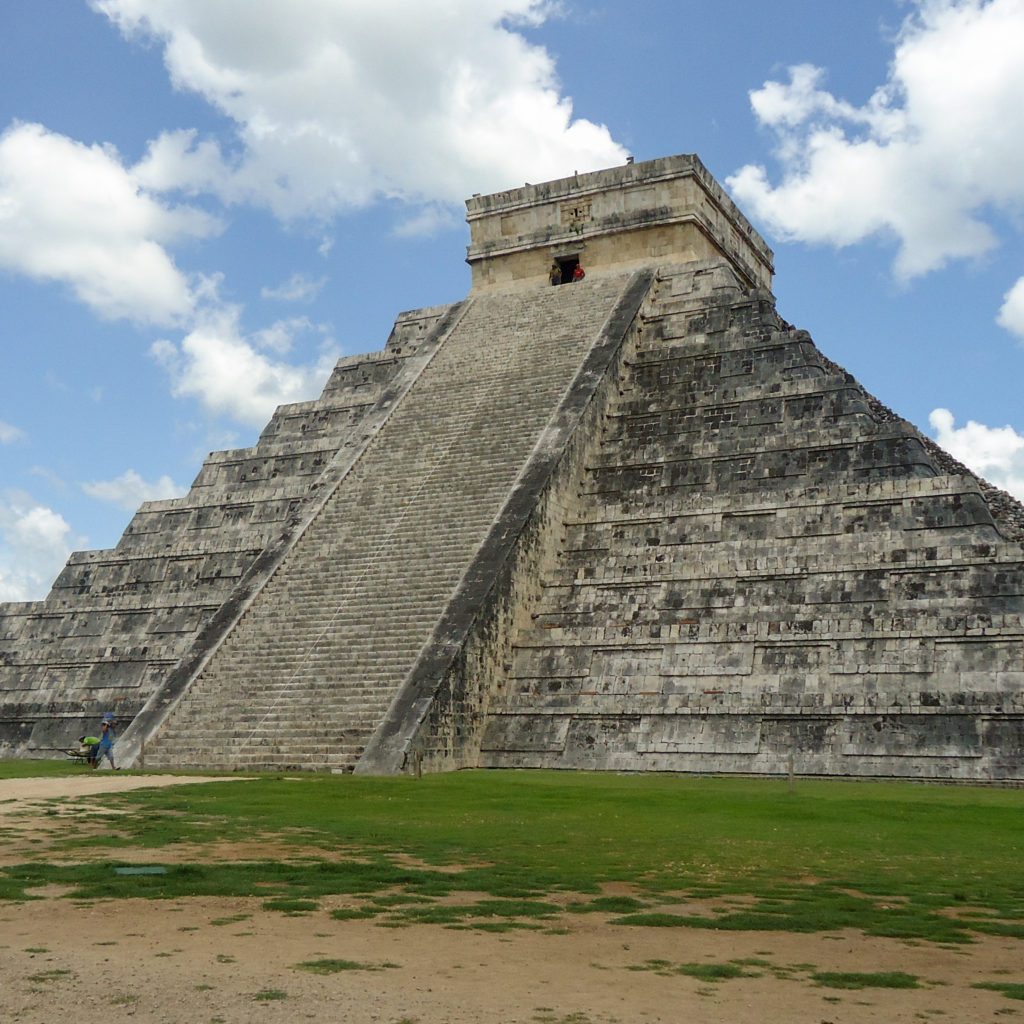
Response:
[2,0,1024,600]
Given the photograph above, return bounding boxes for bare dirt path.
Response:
[0,773,248,816]
[0,775,1019,1024]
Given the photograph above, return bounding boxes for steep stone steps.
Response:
[140,274,637,770]
[0,303,457,754]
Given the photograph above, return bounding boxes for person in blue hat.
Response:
[94,714,118,770]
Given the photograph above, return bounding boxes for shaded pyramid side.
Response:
[460,261,1024,781]
[0,304,453,754]
[370,262,1022,780]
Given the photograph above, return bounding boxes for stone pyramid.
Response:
[2,155,1022,781]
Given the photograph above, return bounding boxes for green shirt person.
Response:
[78,735,100,766]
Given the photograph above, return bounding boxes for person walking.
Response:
[93,714,118,770]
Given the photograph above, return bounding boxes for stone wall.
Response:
[467,155,774,293]
[472,261,1024,782]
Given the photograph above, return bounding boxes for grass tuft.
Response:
[811,971,920,990]
[27,969,73,983]
[973,982,1024,1001]
[253,989,287,1001]
[630,959,757,982]
[294,958,398,974]
[568,895,647,914]
[330,906,380,920]
[262,898,319,914]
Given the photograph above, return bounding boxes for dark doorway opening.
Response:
[556,256,580,284]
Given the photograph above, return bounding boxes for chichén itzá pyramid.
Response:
[2,154,1023,781]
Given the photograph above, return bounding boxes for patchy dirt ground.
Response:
[0,776,1021,1024]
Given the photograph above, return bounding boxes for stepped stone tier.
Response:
[2,154,1023,781]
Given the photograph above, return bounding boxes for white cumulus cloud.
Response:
[0,494,78,602]
[250,316,314,355]
[151,304,338,426]
[260,273,327,303]
[393,204,461,239]
[92,0,627,220]
[82,470,185,511]
[0,122,219,325]
[3,2,626,439]
[0,420,25,444]
[728,0,1024,296]
[998,277,1024,339]
[930,407,1024,500]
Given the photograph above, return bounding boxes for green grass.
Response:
[0,759,89,780]
[26,969,73,984]
[391,898,559,927]
[369,893,434,907]
[261,897,319,914]
[629,959,758,982]
[2,767,1024,944]
[974,982,1024,1001]
[568,895,648,914]
[610,886,976,944]
[811,971,921,989]
[253,989,287,1001]
[330,906,381,920]
[0,855,447,902]
[293,958,399,974]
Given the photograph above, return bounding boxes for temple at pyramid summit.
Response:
[3,153,1024,781]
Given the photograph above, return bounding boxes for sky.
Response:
[2,0,1024,601]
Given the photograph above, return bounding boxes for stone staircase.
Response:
[478,262,1024,781]
[0,305,449,754]
[139,273,640,771]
